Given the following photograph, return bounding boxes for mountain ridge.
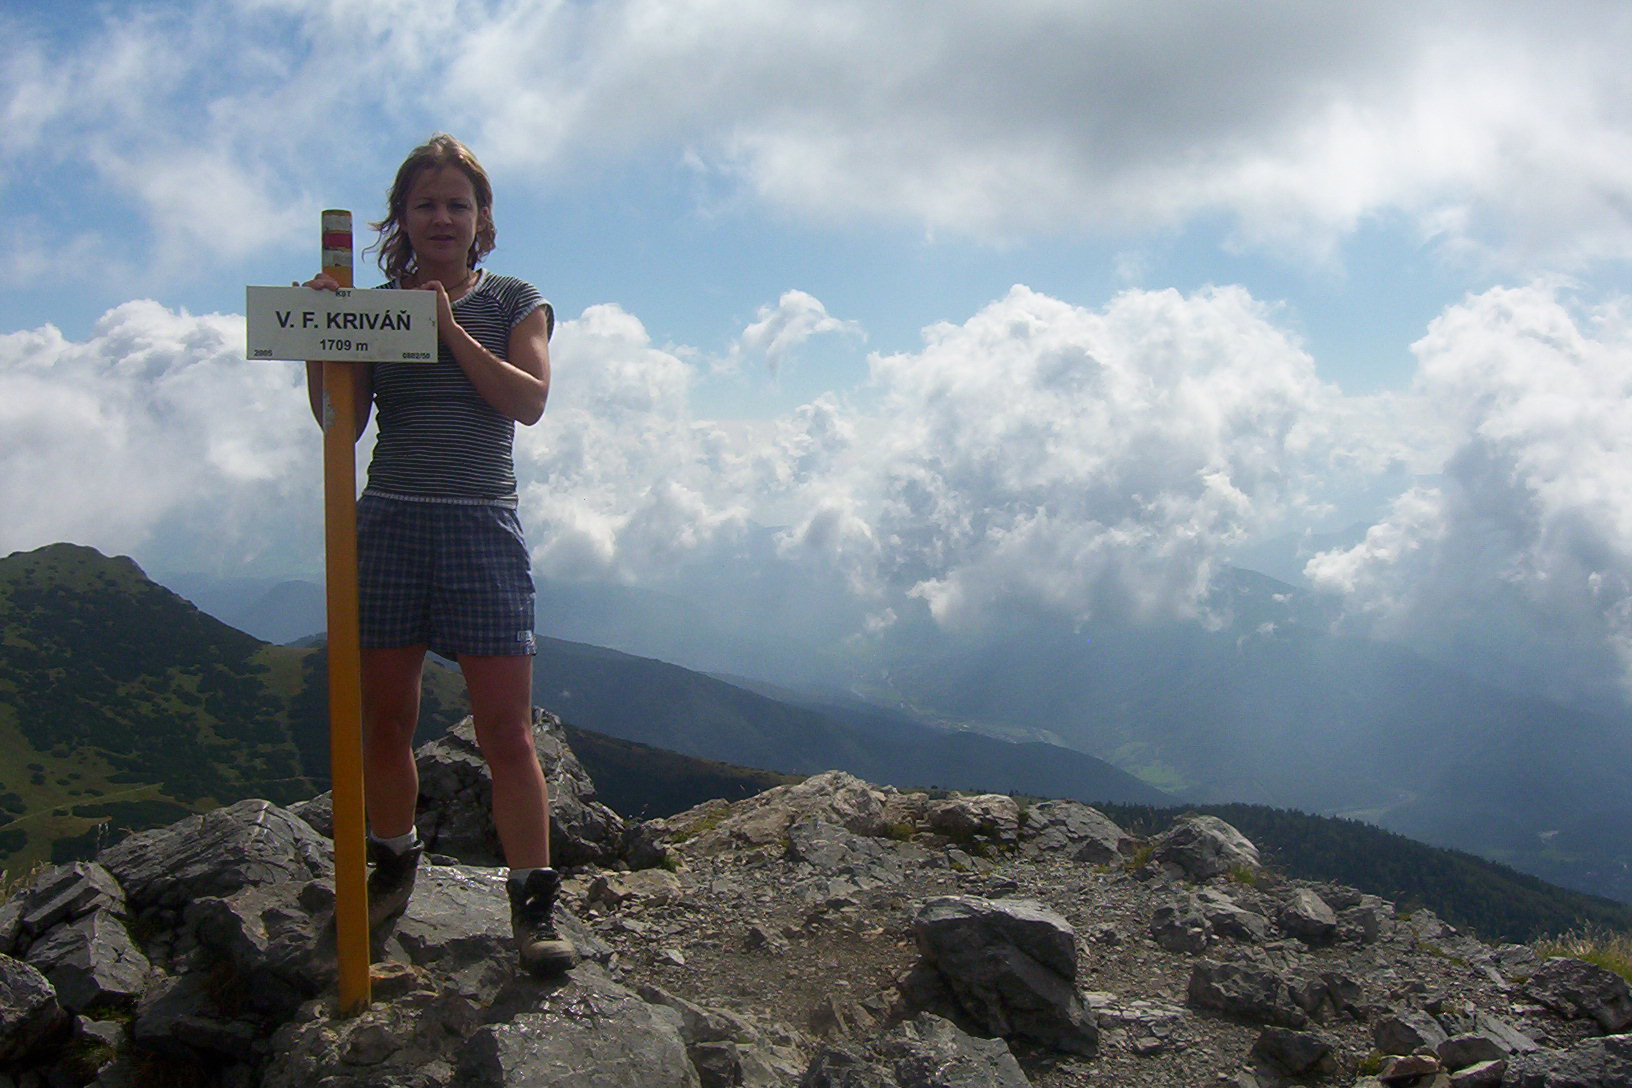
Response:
[0,544,1161,877]
[4,541,1629,946]
[162,557,1632,903]
[531,634,1170,808]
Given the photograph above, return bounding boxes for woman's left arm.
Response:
[432,285,551,424]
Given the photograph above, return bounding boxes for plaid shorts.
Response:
[357,492,537,659]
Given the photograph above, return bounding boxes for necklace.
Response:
[411,267,476,298]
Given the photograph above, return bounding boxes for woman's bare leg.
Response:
[360,645,428,839]
[461,653,550,868]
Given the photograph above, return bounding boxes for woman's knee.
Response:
[474,717,541,771]
[364,711,418,755]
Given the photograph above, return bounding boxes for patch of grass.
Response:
[1422,942,1469,967]
[1122,841,1155,873]
[79,1003,135,1026]
[1535,926,1632,984]
[668,802,730,844]
[0,857,48,906]
[58,1036,120,1082]
[881,821,917,842]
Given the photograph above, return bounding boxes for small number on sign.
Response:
[320,339,353,351]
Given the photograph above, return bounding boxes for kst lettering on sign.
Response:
[246,287,438,363]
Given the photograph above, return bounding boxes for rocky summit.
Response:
[3,710,1631,1088]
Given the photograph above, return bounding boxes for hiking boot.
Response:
[366,837,422,929]
[507,867,577,976]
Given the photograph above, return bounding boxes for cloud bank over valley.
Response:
[7,279,1631,712]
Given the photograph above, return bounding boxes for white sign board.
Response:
[246,287,438,363]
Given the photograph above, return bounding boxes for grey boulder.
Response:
[912,895,1096,1056]
[414,709,626,869]
[1524,956,1632,1033]
[0,954,67,1064]
[1152,815,1261,881]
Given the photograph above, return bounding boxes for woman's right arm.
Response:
[301,273,374,439]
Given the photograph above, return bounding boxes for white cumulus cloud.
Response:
[0,301,320,575]
[727,290,862,376]
[519,302,753,581]
[7,277,1632,710]
[749,284,1409,633]
[1306,283,1632,704]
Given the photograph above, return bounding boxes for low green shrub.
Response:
[1122,841,1155,873]
[1535,926,1632,984]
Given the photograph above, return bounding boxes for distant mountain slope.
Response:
[0,543,468,874]
[532,635,1173,807]
[870,568,1632,905]
[1098,800,1632,945]
[155,574,328,647]
[159,560,1632,905]
[153,568,848,685]
[0,543,1161,881]
[558,723,800,822]
[9,543,1631,943]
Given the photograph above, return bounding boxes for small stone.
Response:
[339,1022,398,1065]
[744,926,786,952]
[1380,1052,1444,1085]
[1278,889,1338,945]
[367,961,433,1001]
[1249,1026,1335,1076]
[1448,1059,1505,1088]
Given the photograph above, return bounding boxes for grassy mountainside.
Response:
[0,543,468,876]
[1,544,304,872]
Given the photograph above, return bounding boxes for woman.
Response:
[305,134,572,976]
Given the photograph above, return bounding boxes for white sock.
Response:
[370,827,420,856]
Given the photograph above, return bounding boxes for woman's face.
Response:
[403,164,484,272]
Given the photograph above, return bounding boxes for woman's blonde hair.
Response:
[369,134,497,283]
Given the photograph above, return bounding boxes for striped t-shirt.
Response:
[364,271,552,505]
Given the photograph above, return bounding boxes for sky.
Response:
[4,0,1632,710]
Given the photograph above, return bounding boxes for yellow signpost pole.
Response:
[320,209,371,1014]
